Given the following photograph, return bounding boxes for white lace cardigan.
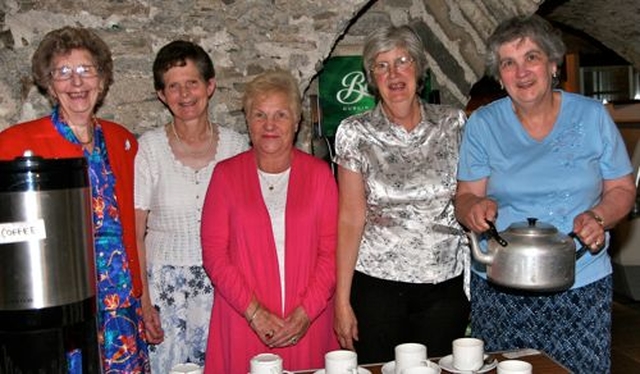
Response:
[134,125,249,266]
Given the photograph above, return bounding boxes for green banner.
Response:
[318,56,375,137]
[318,56,433,137]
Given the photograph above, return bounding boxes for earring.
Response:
[551,72,559,87]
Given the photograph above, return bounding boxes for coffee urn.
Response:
[0,154,101,373]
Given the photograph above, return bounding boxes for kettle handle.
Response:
[466,229,495,265]
[486,220,508,247]
[568,231,589,260]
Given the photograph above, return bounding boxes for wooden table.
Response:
[295,349,572,374]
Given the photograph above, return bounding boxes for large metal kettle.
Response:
[468,218,583,292]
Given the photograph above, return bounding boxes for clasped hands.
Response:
[247,302,310,348]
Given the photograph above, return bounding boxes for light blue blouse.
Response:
[458,90,633,289]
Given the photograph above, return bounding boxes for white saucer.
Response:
[313,368,371,374]
[437,355,497,374]
[381,360,441,374]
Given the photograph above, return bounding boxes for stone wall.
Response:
[0,0,541,148]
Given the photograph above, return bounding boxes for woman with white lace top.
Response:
[134,40,248,372]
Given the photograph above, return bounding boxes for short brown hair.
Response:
[486,15,566,80]
[152,40,215,91]
[31,26,113,107]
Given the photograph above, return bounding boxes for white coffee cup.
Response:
[170,363,203,374]
[497,360,533,374]
[324,350,359,374]
[452,337,484,371]
[394,343,428,374]
[250,353,292,374]
[400,366,439,374]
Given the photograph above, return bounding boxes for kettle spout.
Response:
[467,230,494,265]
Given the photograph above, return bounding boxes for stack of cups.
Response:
[452,338,485,372]
[249,353,292,374]
[394,343,437,374]
[324,350,359,374]
[497,360,533,374]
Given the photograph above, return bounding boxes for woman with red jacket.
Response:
[0,26,149,372]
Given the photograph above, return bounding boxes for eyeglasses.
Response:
[50,65,99,81]
[370,56,415,76]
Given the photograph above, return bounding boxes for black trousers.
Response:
[351,271,470,364]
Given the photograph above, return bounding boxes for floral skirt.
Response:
[147,264,214,373]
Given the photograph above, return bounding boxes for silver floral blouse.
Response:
[334,100,468,284]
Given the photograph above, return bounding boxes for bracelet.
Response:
[586,210,605,228]
[247,304,260,324]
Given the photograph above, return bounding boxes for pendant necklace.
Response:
[258,169,290,191]
[171,120,216,156]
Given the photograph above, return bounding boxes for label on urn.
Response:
[0,219,46,244]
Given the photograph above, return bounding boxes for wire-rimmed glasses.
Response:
[370,56,415,76]
[50,65,99,81]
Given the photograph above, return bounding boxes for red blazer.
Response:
[0,116,143,297]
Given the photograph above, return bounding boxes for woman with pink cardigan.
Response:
[201,70,339,373]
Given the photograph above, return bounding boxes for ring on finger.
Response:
[290,336,298,344]
[265,330,274,339]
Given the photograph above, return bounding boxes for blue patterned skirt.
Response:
[470,273,612,373]
[98,297,150,373]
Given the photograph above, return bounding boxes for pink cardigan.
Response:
[201,149,339,373]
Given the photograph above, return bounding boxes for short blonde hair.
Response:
[242,69,302,123]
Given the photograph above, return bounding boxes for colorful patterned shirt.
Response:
[52,107,134,310]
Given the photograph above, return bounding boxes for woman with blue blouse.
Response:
[455,15,635,373]
[333,24,470,363]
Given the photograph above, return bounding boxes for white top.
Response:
[135,125,249,266]
[257,168,291,312]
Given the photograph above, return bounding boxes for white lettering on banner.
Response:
[336,71,372,104]
[0,219,47,244]
[342,106,370,112]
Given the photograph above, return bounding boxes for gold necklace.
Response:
[78,131,94,145]
[171,120,216,156]
[64,116,96,145]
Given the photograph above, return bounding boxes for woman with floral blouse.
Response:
[333,23,470,364]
